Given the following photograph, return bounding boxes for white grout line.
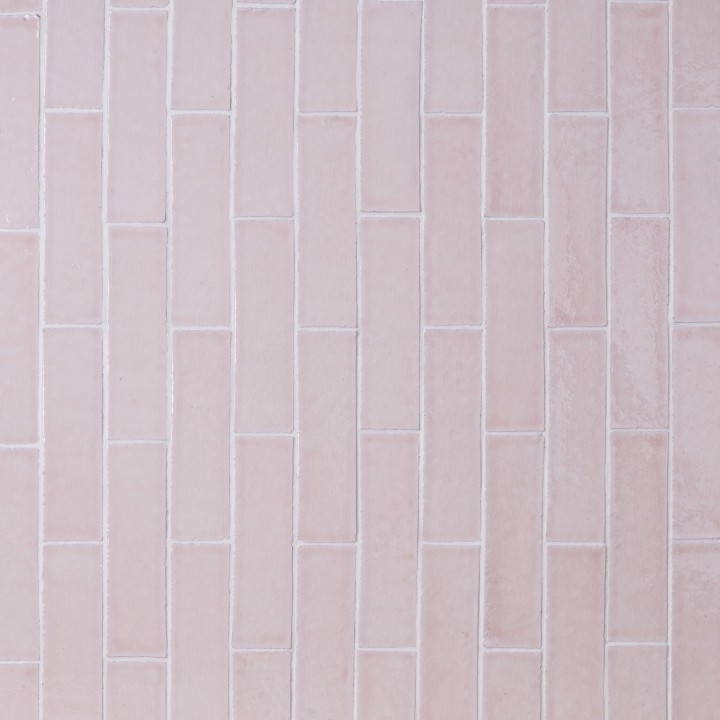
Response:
[422,541,482,547]
[0,660,41,665]
[673,538,720,545]
[107,656,166,662]
[359,428,420,435]
[424,324,484,331]
[484,647,542,654]
[43,323,104,329]
[43,540,103,546]
[546,541,606,547]
[298,326,357,332]
[358,647,417,654]
[606,641,669,647]
[170,325,231,332]
[45,107,102,114]
[0,443,40,449]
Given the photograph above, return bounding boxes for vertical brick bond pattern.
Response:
[0,0,717,719]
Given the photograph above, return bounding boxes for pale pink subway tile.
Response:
[486,6,543,218]
[424,116,482,326]
[548,116,607,328]
[298,115,357,328]
[235,220,294,433]
[482,652,541,720]
[233,652,291,720]
[484,435,543,649]
[296,546,355,720]
[0,234,38,443]
[109,227,166,440]
[299,0,357,112]
[45,113,103,325]
[424,0,483,113]
[672,543,720,719]
[548,330,606,542]
[43,545,102,720]
[358,652,415,720]
[609,431,668,642]
[298,331,356,542]
[608,645,667,720]
[546,545,605,720]
[423,329,482,542]
[108,444,166,657]
[611,218,669,429]
[420,545,479,720]
[360,218,420,430]
[673,327,720,539]
[361,0,421,212]
[170,544,229,720]
[0,450,38,661]
[107,661,166,720]
[0,0,39,10]
[234,436,293,649]
[171,115,230,326]
[172,331,230,541]
[235,8,294,217]
[359,433,418,648]
[172,0,231,110]
[674,110,720,321]
[0,16,38,230]
[0,666,38,720]
[610,2,668,214]
[44,328,103,541]
[548,0,607,112]
[46,0,104,109]
[112,0,167,7]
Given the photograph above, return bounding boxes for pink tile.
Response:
[0,665,38,720]
[672,543,720,719]
[46,0,104,109]
[172,115,230,326]
[608,646,667,720]
[423,329,482,541]
[486,221,544,431]
[0,450,38,660]
[235,8,294,217]
[235,220,294,433]
[45,113,103,324]
[234,436,293,649]
[0,0,39,9]
[546,545,605,720]
[113,0,166,6]
[482,652,541,720]
[0,234,38,443]
[109,227,167,440]
[611,218,669,428]
[233,652,291,720]
[361,0,421,211]
[43,545,102,719]
[296,546,355,720]
[298,331,356,542]
[610,3,668,214]
[107,661,166,720]
[170,544,229,720]
[44,328,103,541]
[548,116,607,327]
[298,115,357,328]
[0,16,39,229]
[299,0,357,112]
[359,433,418,648]
[673,327,720,538]
[108,10,167,222]
[172,0,231,110]
[424,116,482,326]
[548,330,606,542]
[420,545,479,720]
[358,652,415,720]
[673,0,720,107]
[360,218,420,430]
[486,6,544,218]
[424,0,483,113]
[108,444,167,657]
[548,0,607,111]
[484,435,543,649]
[609,431,668,641]
[171,331,230,540]
[674,110,720,321]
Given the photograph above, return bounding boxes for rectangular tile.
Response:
[361,0,421,211]
[235,220,294,433]
[233,652,291,720]
[0,0,39,9]
[171,331,230,541]
[108,10,167,222]
[424,116,482,326]
[44,328,103,541]
[608,646,667,720]
[234,436,293,649]
[360,218,420,430]
[107,661,166,720]
[358,652,415,720]
[0,666,37,720]
[423,329,482,541]
[482,652,541,720]
[359,434,418,648]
